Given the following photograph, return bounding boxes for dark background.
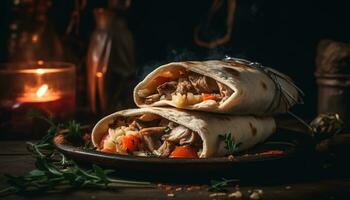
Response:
[1,0,350,119]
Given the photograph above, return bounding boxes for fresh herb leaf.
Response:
[64,120,84,145]
[218,133,242,154]
[0,114,150,197]
[208,178,238,192]
[163,127,171,134]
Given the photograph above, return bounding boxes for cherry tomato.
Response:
[169,146,198,158]
[122,135,140,152]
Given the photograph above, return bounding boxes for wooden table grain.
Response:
[1,141,350,200]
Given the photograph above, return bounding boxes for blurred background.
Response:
[0,0,349,138]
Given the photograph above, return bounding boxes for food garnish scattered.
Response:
[209,192,227,197]
[167,193,175,197]
[228,190,242,198]
[249,189,264,200]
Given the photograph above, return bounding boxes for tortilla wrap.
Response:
[92,107,276,158]
[134,59,302,116]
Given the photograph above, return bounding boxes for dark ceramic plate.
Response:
[53,126,314,182]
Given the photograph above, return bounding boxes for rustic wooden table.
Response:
[1,140,350,200]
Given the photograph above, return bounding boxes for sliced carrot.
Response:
[101,147,114,153]
[99,132,109,148]
[202,93,216,101]
[122,135,140,152]
[169,146,199,158]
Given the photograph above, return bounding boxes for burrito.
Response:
[134,59,302,116]
[91,107,276,158]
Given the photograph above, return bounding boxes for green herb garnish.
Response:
[209,178,238,192]
[163,127,171,134]
[0,112,150,197]
[218,133,242,154]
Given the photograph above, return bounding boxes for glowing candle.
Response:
[0,61,76,138]
[16,84,62,103]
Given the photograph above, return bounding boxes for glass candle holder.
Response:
[0,61,76,138]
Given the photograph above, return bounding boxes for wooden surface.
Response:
[1,141,350,200]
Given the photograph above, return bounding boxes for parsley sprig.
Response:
[219,133,242,154]
[0,112,150,197]
[209,178,238,192]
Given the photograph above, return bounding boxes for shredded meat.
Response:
[163,126,190,142]
[139,127,165,151]
[129,120,139,130]
[142,71,234,106]
[156,140,175,157]
[145,94,161,104]
[158,119,179,130]
[142,135,161,151]
[157,81,177,99]
[188,72,219,93]
[176,77,196,94]
[105,114,203,157]
[217,82,233,101]
[163,125,201,146]
[140,127,166,136]
[179,132,201,146]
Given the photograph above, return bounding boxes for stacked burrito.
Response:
[91,58,303,158]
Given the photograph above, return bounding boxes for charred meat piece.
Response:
[217,82,233,101]
[188,72,219,93]
[157,81,177,99]
[176,77,196,94]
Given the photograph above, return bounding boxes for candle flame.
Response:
[36,84,48,98]
[36,68,45,75]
